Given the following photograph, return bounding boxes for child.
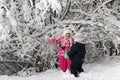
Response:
[64,33,86,77]
[47,26,74,73]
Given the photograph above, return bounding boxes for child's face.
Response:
[65,33,71,38]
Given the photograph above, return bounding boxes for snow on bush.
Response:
[0,0,120,76]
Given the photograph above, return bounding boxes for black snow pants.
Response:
[70,61,84,77]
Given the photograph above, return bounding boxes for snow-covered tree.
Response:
[0,0,120,76]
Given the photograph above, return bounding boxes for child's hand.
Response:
[64,53,69,59]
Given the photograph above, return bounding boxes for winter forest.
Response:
[0,0,120,76]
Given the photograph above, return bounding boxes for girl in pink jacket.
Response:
[49,26,74,72]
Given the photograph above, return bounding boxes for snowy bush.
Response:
[0,0,120,76]
[17,67,36,77]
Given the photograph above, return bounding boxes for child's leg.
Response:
[67,59,71,71]
[60,56,67,72]
[70,63,78,77]
[77,62,84,73]
[77,66,84,73]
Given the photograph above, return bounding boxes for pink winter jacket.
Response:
[49,36,74,56]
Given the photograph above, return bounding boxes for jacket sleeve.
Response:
[49,37,61,44]
[67,44,77,58]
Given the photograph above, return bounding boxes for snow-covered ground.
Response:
[1,56,120,80]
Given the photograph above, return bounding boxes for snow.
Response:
[105,16,120,29]
[36,0,61,14]
[1,56,120,80]
[48,0,62,13]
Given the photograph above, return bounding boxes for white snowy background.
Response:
[0,0,120,80]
